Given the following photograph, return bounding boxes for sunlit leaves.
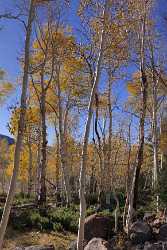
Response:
[127,71,141,96]
[9,106,40,140]
[0,69,14,103]
[6,144,37,182]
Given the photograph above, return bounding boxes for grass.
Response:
[3,227,76,250]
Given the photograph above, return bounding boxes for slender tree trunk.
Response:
[57,77,71,206]
[133,7,148,210]
[152,71,159,212]
[54,124,60,191]
[113,191,120,233]
[0,1,34,248]
[77,2,109,249]
[150,51,158,190]
[38,83,47,206]
[150,47,159,212]
[27,142,33,198]
[94,92,106,205]
[160,115,164,170]
[1,167,5,195]
[152,97,158,188]
[123,121,132,228]
[36,132,41,197]
[126,163,136,234]
[107,70,113,190]
[133,73,148,210]
[126,2,148,231]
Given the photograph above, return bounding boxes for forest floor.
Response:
[3,227,76,250]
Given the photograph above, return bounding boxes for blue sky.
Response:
[0,0,80,144]
[0,0,166,144]
[0,1,22,138]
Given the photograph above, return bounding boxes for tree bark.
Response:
[0,1,34,248]
[27,142,33,197]
[133,4,148,210]
[126,1,149,231]
[77,1,109,249]
[57,76,71,206]
[54,123,60,192]
[35,131,41,197]
[123,120,132,229]
[150,48,158,190]
[38,78,47,206]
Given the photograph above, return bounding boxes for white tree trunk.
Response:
[27,142,33,197]
[57,78,71,206]
[152,66,158,189]
[0,1,34,248]
[36,132,41,197]
[77,1,109,249]
[126,0,148,231]
[38,82,47,206]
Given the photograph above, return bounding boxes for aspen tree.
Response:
[0,0,35,248]
[77,1,109,249]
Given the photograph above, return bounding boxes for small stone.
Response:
[15,245,55,250]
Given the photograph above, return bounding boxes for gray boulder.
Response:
[84,214,114,243]
[15,245,55,250]
[84,238,112,250]
[126,241,167,250]
[129,221,152,244]
[68,240,77,250]
[143,241,167,250]
[158,224,167,241]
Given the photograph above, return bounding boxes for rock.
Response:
[15,245,55,250]
[134,245,144,250]
[143,213,156,223]
[125,242,144,250]
[152,218,162,228]
[143,241,167,250]
[158,224,167,241]
[68,240,87,250]
[84,214,114,243]
[68,240,77,250]
[84,238,112,250]
[129,221,152,244]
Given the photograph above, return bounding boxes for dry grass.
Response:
[3,227,76,250]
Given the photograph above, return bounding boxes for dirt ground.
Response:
[3,228,76,250]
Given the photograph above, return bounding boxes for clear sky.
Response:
[0,1,22,138]
[0,0,166,144]
[0,0,80,144]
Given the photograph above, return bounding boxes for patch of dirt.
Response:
[3,228,76,250]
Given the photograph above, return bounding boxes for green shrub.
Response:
[86,206,96,216]
[117,192,125,208]
[30,211,51,231]
[13,195,35,206]
[136,207,145,219]
[68,219,78,233]
[39,216,50,230]
[30,212,42,227]
[98,209,113,217]
[49,207,79,233]
[12,210,32,230]
[53,222,63,232]
[3,206,79,233]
